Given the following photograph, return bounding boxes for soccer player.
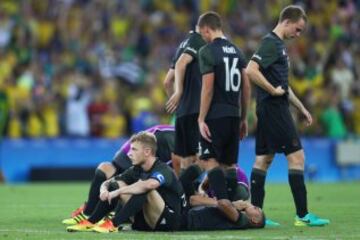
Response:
[67,132,184,233]
[164,24,206,171]
[197,11,250,201]
[179,164,250,203]
[186,199,265,231]
[245,5,329,226]
[62,125,175,225]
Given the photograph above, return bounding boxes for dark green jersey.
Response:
[251,32,289,104]
[199,37,247,120]
[171,31,206,117]
[117,160,184,214]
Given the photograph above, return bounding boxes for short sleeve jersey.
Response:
[170,31,206,117]
[117,160,184,213]
[199,37,247,120]
[251,32,290,104]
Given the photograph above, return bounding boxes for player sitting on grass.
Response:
[67,132,185,233]
[62,125,176,225]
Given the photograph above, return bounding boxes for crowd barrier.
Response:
[1,138,360,183]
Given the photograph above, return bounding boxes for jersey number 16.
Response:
[223,57,241,92]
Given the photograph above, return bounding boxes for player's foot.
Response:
[92,219,119,233]
[67,219,94,232]
[71,202,86,217]
[294,213,330,227]
[265,218,280,227]
[62,212,88,225]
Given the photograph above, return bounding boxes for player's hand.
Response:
[198,120,212,142]
[99,190,109,202]
[107,190,119,204]
[272,86,286,96]
[166,92,182,113]
[239,120,248,140]
[301,108,313,126]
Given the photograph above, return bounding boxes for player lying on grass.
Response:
[186,199,265,230]
[62,125,178,225]
[177,163,264,230]
[67,131,185,233]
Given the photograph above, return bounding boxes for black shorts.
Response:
[174,114,200,157]
[256,100,302,155]
[132,206,180,231]
[199,117,240,166]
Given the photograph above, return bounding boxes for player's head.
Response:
[128,132,157,166]
[244,205,266,228]
[197,11,222,42]
[278,5,307,39]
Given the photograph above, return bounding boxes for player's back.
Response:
[199,37,247,120]
[172,31,206,117]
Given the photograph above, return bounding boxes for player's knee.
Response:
[97,162,116,179]
[108,180,120,191]
[253,158,272,171]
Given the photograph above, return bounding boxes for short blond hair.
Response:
[130,132,157,154]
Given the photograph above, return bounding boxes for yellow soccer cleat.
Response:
[67,219,95,232]
[92,219,118,233]
[62,212,88,225]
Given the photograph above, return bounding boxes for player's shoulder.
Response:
[261,32,280,46]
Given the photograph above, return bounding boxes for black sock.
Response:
[112,193,147,227]
[87,181,119,223]
[250,168,266,208]
[208,167,228,200]
[83,169,108,216]
[179,165,202,200]
[88,198,118,223]
[289,169,308,218]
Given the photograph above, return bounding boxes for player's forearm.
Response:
[174,60,187,95]
[288,87,305,111]
[240,69,251,121]
[198,74,214,122]
[246,62,276,95]
[190,195,217,207]
[163,69,175,97]
[118,180,157,195]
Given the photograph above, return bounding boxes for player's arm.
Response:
[99,178,113,201]
[163,68,175,97]
[232,200,252,211]
[166,53,193,113]
[189,194,217,207]
[246,60,284,96]
[240,68,251,121]
[240,68,251,139]
[288,87,313,126]
[198,46,215,142]
[117,178,160,195]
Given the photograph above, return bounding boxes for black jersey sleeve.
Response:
[251,38,278,69]
[149,164,173,187]
[199,45,216,75]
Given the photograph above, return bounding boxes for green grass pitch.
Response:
[0,182,359,240]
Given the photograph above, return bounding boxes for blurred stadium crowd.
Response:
[0,0,359,139]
